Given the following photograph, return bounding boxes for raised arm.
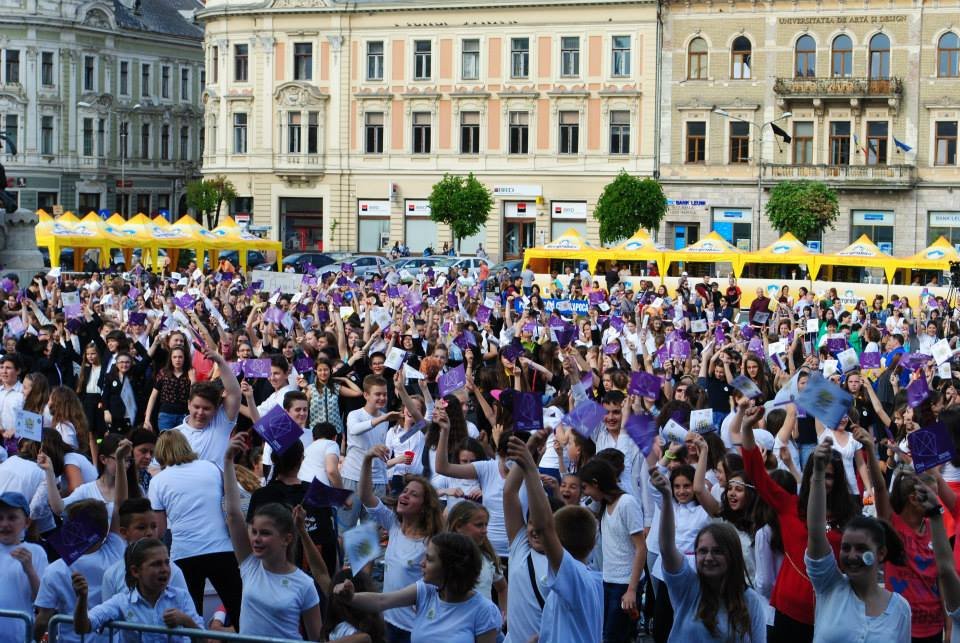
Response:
[293,504,331,593]
[503,441,527,543]
[916,484,960,613]
[806,439,834,559]
[209,349,241,421]
[360,445,390,509]
[691,434,721,516]
[111,439,132,534]
[506,435,564,572]
[434,401,478,480]
[650,469,683,573]
[332,578,418,613]
[223,435,253,563]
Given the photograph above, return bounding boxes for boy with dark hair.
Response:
[0,491,47,643]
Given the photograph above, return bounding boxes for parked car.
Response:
[388,256,457,282]
[446,256,492,277]
[212,250,268,269]
[485,259,523,289]
[343,254,391,278]
[255,251,337,273]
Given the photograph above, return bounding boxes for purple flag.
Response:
[603,342,620,355]
[64,303,83,319]
[502,339,525,362]
[294,356,315,373]
[826,337,847,353]
[715,327,726,345]
[741,325,755,340]
[554,324,576,348]
[316,309,330,325]
[670,340,691,360]
[513,391,544,432]
[907,376,930,407]
[438,364,467,398]
[428,287,442,298]
[589,291,605,305]
[128,312,146,326]
[127,287,140,300]
[263,307,285,325]
[0,278,14,293]
[561,399,607,438]
[174,294,195,310]
[523,321,538,335]
[303,477,353,509]
[624,414,658,457]
[860,351,881,369]
[747,337,763,355]
[900,353,932,372]
[227,361,243,377]
[628,371,663,399]
[65,318,83,334]
[908,421,957,473]
[447,292,458,308]
[242,358,272,379]
[609,316,625,332]
[475,305,491,325]
[252,406,303,456]
[331,291,344,306]
[45,512,106,566]
[386,285,400,299]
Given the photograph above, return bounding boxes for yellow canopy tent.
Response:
[818,234,897,283]
[661,231,744,276]
[46,212,111,270]
[739,232,821,278]
[35,210,54,250]
[210,225,283,272]
[605,229,666,276]
[893,236,959,277]
[522,228,603,273]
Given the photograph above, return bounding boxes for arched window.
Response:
[795,35,816,78]
[938,32,960,78]
[831,35,853,77]
[688,37,708,80]
[869,33,890,79]
[731,36,752,79]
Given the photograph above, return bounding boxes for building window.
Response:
[793,121,814,164]
[460,111,480,154]
[794,35,816,78]
[869,34,890,80]
[461,39,480,80]
[412,111,431,153]
[119,121,130,159]
[366,41,384,80]
[41,115,54,155]
[561,37,580,77]
[2,115,16,151]
[509,111,529,154]
[307,112,319,154]
[364,112,384,154]
[37,192,57,211]
[288,112,302,153]
[97,118,105,156]
[938,33,960,78]
[688,37,708,80]
[119,60,129,95]
[211,46,219,84]
[559,110,579,154]
[686,121,706,163]
[200,123,206,155]
[829,121,851,165]
[180,126,189,159]
[609,110,630,154]
[41,52,54,87]
[3,49,19,84]
[180,68,190,101]
[84,55,95,91]
[294,43,313,81]
[612,36,631,77]
[935,121,957,166]
[82,117,94,156]
[866,120,888,164]
[159,65,170,98]
[141,62,150,97]
[234,44,248,82]
[233,113,247,154]
[731,36,751,79]
[511,37,529,78]
[832,35,853,77]
[729,121,750,163]
[414,40,432,80]
[160,124,170,159]
[140,123,150,159]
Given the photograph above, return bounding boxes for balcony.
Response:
[275,153,325,184]
[774,76,902,100]
[761,163,916,189]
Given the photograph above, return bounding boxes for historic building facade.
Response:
[0,0,204,217]
[659,0,960,256]
[197,0,658,259]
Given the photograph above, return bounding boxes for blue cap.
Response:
[0,491,29,515]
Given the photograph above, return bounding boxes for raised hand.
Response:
[812,438,833,473]
[649,469,671,496]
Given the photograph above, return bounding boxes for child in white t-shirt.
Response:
[0,491,48,643]
[447,501,507,615]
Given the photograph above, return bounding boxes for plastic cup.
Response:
[404,450,415,464]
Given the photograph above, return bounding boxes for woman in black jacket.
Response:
[101,351,149,432]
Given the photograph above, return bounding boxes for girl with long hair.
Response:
[76,342,105,437]
[446,501,507,612]
[304,356,362,435]
[47,386,91,455]
[650,468,766,641]
[22,372,50,427]
[752,468,797,601]
[143,345,195,432]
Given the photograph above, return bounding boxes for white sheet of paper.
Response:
[691,319,708,333]
[768,340,786,356]
[651,297,664,308]
[939,362,953,379]
[806,318,819,334]
[291,293,303,304]
[822,359,839,378]
[837,347,859,373]
[662,419,688,443]
[269,291,280,305]
[339,306,354,319]
[484,296,498,309]
[61,291,79,307]
[932,338,953,365]
[690,408,714,434]
[192,269,203,281]
[403,364,424,380]
[384,347,406,371]
[598,302,610,312]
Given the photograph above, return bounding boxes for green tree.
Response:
[185,176,238,229]
[428,173,493,252]
[593,171,667,245]
[765,180,840,242]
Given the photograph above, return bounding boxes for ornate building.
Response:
[0,0,204,217]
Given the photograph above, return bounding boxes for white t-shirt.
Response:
[298,438,341,485]
[62,480,113,527]
[472,459,510,557]
[474,554,503,602]
[64,452,98,483]
[0,541,48,643]
[148,460,232,560]
[539,550,604,643]
[173,407,236,464]
[100,556,189,600]
[35,533,125,643]
[818,429,863,496]
[505,531,549,643]
[385,424,426,478]
[54,421,78,449]
[329,621,360,640]
[649,496,712,581]
[410,580,501,643]
[367,500,427,632]
[600,494,646,585]
[342,407,388,483]
[431,474,479,510]
[0,455,45,501]
[238,555,319,640]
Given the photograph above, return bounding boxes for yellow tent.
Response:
[739,232,821,277]
[818,234,897,283]
[606,229,666,276]
[46,212,111,270]
[210,225,283,272]
[35,210,54,249]
[894,236,959,273]
[662,231,744,275]
[523,228,603,273]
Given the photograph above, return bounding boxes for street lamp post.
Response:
[713,108,792,250]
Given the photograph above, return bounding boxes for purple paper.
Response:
[748,337,763,355]
[64,303,83,319]
[331,292,344,306]
[523,322,538,335]
[609,316,625,332]
[387,285,400,298]
[907,376,930,407]
[603,342,620,355]
[715,327,726,344]
[316,309,330,324]
[174,294,196,310]
[66,318,83,334]
[860,351,881,368]
[428,287,442,298]
[655,346,669,364]
[227,361,243,377]
[128,312,147,326]
[242,358,272,379]
[561,399,607,438]
[45,512,106,566]
[513,391,544,431]
[826,337,847,353]
[554,324,576,348]
[303,477,353,509]
[900,353,932,372]
[502,339,525,363]
[0,278,14,293]
[629,371,663,399]
[475,305,491,325]
[447,292,458,308]
[294,356,315,373]
[127,287,140,300]
[670,339,691,360]
[263,307,284,325]
[589,291,605,305]
[624,413,658,457]
[438,364,467,398]
[341,263,354,274]
[908,421,957,473]
[453,333,470,350]
[252,406,303,456]
[741,325,755,340]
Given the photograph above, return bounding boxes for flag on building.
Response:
[771,123,792,143]
[894,137,913,153]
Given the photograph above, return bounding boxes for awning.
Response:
[818,234,897,283]
[662,231,744,275]
[740,232,820,277]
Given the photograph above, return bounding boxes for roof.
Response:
[113,0,204,40]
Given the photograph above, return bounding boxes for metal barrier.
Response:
[0,609,33,643]
[47,614,307,643]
